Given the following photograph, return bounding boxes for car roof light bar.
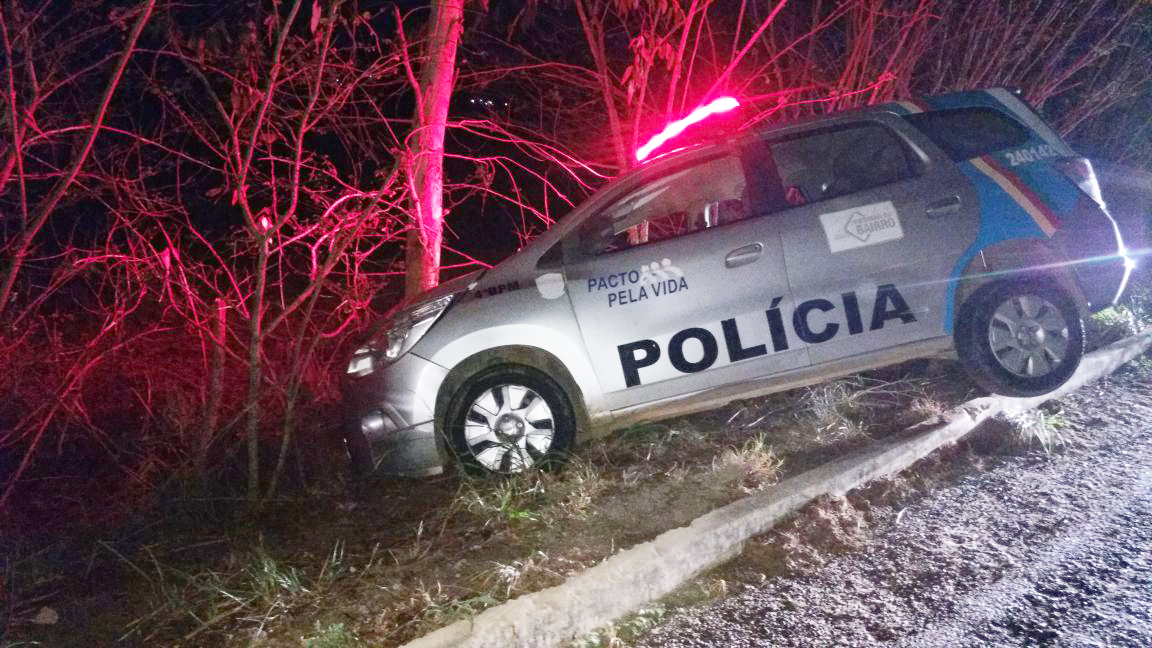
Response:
[635,96,740,162]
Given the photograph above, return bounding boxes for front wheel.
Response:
[956,279,1084,397]
[444,365,575,475]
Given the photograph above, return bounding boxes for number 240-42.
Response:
[1006,145,1058,166]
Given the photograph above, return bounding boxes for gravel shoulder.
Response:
[637,364,1152,648]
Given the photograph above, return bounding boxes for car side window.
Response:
[903,108,1031,161]
[744,122,919,213]
[579,154,746,256]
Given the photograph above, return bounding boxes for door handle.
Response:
[925,195,961,218]
[725,243,763,268]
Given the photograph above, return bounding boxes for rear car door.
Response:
[742,115,980,365]
[561,150,809,410]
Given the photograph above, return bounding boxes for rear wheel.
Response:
[957,279,1084,397]
[445,365,575,475]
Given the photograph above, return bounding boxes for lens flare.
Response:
[636,96,740,162]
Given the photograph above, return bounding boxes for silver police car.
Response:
[343,88,1133,477]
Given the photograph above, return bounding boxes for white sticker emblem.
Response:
[640,258,683,284]
[535,272,566,299]
[819,201,903,253]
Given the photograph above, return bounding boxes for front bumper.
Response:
[341,352,448,477]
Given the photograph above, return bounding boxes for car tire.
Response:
[445,365,575,475]
[956,279,1084,397]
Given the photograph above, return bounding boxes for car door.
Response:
[561,150,809,411]
[742,115,981,366]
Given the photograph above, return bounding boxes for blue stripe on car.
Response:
[943,162,1050,333]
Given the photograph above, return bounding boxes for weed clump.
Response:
[1086,305,1141,350]
[712,434,783,493]
[302,621,359,648]
[1000,408,1072,454]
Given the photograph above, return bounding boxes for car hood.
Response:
[429,269,485,300]
[386,269,484,316]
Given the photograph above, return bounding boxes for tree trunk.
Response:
[200,297,227,484]
[575,0,642,243]
[575,0,630,174]
[245,244,269,504]
[405,0,465,297]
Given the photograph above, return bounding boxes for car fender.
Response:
[952,237,1090,327]
[429,328,607,438]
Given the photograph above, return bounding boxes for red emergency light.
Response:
[635,96,740,162]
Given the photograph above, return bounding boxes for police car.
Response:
[343,88,1133,477]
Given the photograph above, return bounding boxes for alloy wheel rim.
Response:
[463,384,556,472]
[987,294,1070,378]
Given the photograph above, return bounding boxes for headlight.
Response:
[346,350,376,377]
[346,292,458,376]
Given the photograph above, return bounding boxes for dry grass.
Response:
[799,375,939,439]
[712,434,784,493]
[711,372,943,449]
[449,456,610,526]
[472,551,565,598]
[7,363,970,647]
[75,536,383,645]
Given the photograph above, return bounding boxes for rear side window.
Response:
[905,108,1031,161]
[744,122,919,212]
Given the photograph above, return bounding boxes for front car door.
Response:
[561,149,809,411]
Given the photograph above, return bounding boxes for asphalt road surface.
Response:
[638,367,1152,648]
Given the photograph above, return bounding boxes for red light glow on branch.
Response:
[635,96,740,162]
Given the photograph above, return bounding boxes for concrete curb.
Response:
[403,332,1152,648]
